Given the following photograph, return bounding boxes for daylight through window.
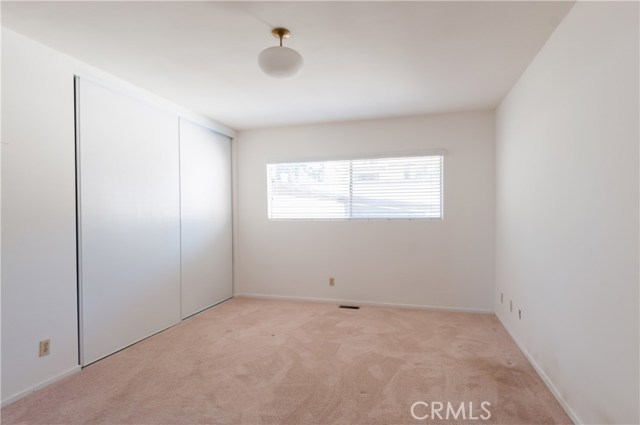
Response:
[266,155,443,220]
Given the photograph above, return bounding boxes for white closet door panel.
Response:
[180,119,232,318]
[78,78,181,365]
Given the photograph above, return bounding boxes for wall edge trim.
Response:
[495,314,583,425]
[1,365,81,408]
[234,293,493,314]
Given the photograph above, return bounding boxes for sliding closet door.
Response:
[180,119,232,318]
[77,78,181,365]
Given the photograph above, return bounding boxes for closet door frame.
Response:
[74,74,235,365]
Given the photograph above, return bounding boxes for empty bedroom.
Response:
[1,1,638,424]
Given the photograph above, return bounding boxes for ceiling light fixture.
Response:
[258,27,304,79]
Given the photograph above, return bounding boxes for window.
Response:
[266,155,443,220]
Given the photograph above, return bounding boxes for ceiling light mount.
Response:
[271,27,290,45]
[258,27,304,79]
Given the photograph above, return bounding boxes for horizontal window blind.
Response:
[267,155,443,220]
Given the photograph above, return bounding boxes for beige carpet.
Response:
[1,298,571,424]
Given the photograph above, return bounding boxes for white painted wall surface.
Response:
[0,28,232,405]
[234,112,495,312]
[1,28,80,405]
[495,2,639,424]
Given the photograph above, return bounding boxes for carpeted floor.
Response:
[1,298,571,425]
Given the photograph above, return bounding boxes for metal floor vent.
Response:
[339,305,360,309]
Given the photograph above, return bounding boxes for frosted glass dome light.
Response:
[258,28,304,79]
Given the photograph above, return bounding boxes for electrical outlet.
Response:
[39,339,50,357]
[329,277,335,287]
[509,300,513,313]
[500,293,504,303]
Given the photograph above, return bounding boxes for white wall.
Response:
[234,112,495,312]
[0,28,233,405]
[2,28,80,405]
[495,2,639,424]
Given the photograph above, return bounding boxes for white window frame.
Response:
[266,151,445,221]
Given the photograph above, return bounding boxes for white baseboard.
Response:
[182,296,233,320]
[495,314,582,425]
[1,365,81,408]
[234,293,493,314]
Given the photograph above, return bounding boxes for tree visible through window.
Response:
[266,155,443,220]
